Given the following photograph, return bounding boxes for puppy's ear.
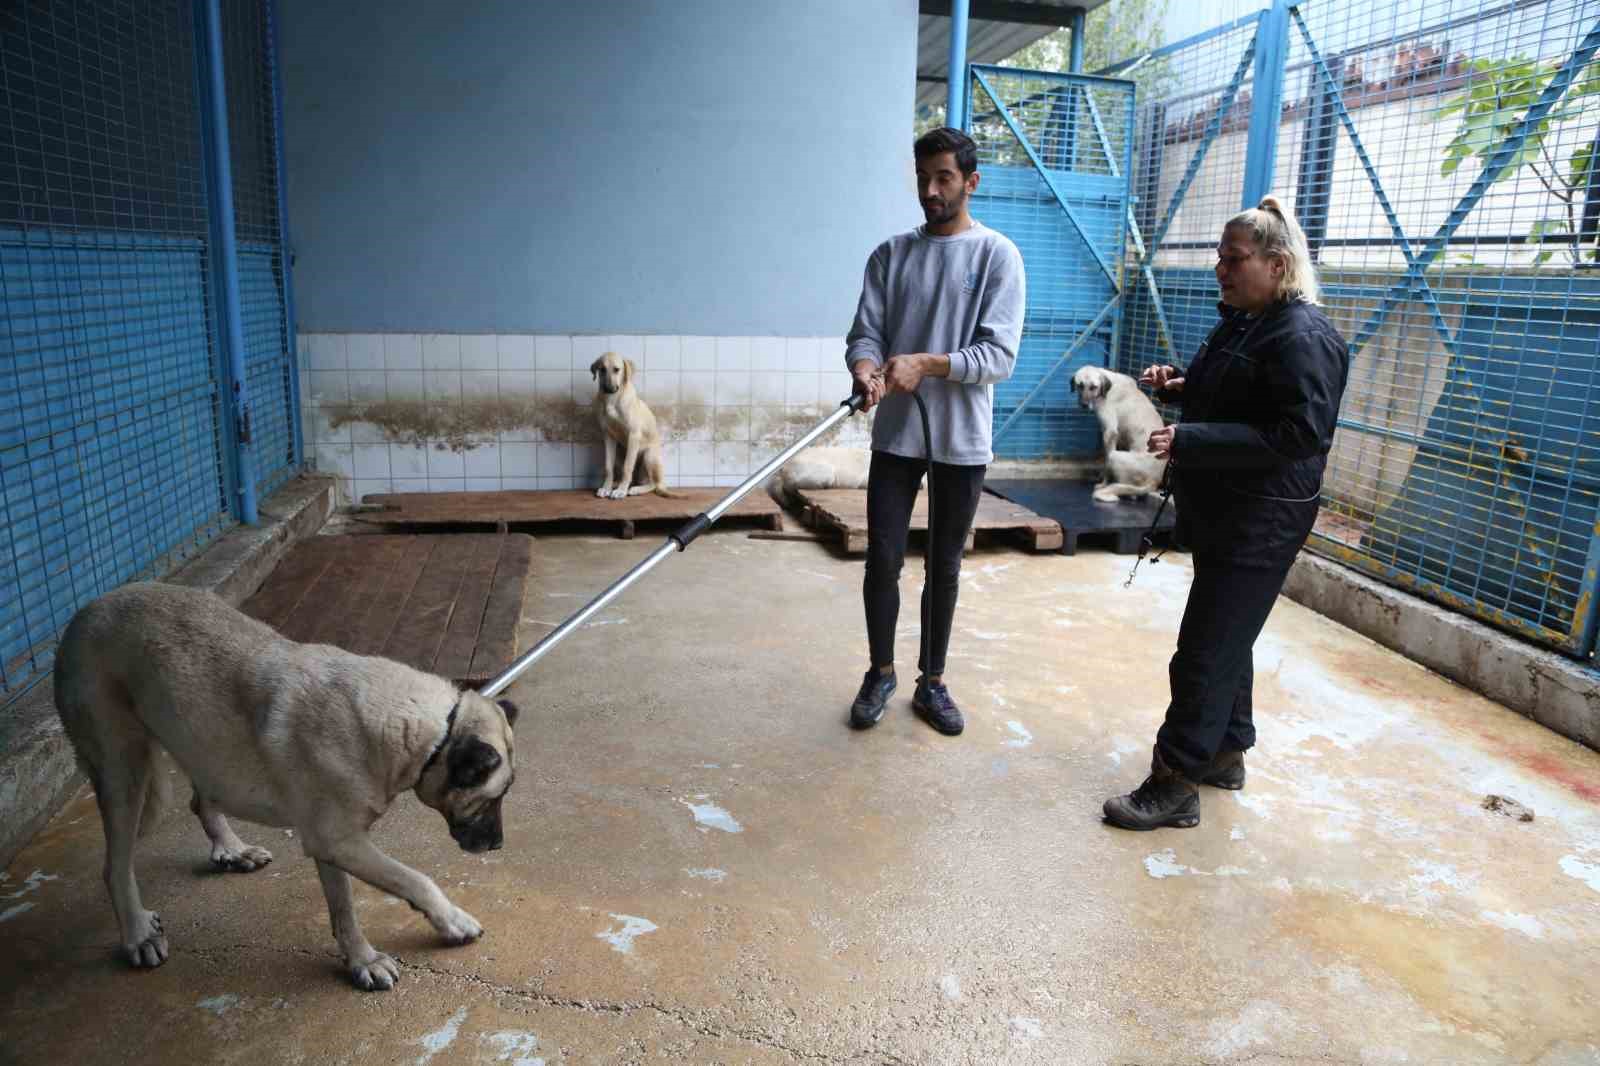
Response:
[590,356,603,380]
[623,359,636,386]
[447,736,502,790]
[497,698,519,726]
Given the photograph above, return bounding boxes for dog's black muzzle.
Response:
[599,382,618,394]
[449,801,504,853]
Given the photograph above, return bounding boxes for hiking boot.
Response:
[849,669,896,729]
[1102,747,1200,830]
[1199,749,1245,790]
[912,677,964,736]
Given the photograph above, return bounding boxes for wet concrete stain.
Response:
[321,394,858,455]
[596,914,658,954]
[416,1007,468,1065]
[324,396,599,452]
[679,797,743,833]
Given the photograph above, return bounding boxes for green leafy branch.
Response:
[1434,55,1600,266]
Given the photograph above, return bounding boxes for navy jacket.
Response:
[1162,299,1351,569]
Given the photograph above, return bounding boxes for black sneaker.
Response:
[849,669,896,729]
[912,677,964,736]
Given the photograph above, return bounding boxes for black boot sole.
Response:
[1102,811,1200,830]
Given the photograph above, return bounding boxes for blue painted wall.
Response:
[278,1,920,335]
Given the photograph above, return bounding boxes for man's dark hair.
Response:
[914,126,978,177]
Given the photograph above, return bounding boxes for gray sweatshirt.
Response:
[844,221,1026,466]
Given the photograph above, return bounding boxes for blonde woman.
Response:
[1103,196,1351,831]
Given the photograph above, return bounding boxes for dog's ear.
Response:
[447,736,502,790]
[496,698,519,726]
[590,356,603,380]
[623,359,636,386]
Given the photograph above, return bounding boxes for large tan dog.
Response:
[765,446,926,509]
[1071,365,1169,502]
[590,351,682,499]
[53,581,519,991]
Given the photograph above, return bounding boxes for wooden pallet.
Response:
[353,489,782,540]
[240,533,534,685]
[983,479,1176,556]
[795,488,1063,554]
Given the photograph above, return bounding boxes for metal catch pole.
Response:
[480,394,867,698]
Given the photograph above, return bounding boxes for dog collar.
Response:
[416,699,460,788]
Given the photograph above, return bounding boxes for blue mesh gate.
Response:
[965,65,1137,460]
[0,0,299,707]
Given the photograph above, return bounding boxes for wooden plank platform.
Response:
[240,533,535,684]
[354,489,783,540]
[984,479,1176,556]
[795,488,1063,554]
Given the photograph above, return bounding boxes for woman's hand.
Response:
[1140,365,1185,393]
[1148,425,1177,459]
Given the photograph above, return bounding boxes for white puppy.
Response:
[591,351,682,499]
[1071,365,1168,502]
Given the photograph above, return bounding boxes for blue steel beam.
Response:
[971,67,1119,286]
[1290,6,1463,365]
[1069,7,1085,73]
[194,0,257,524]
[992,294,1122,445]
[947,0,969,128]
[1083,86,1176,357]
[1338,15,1600,363]
[1094,10,1263,78]
[1241,0,1290,210]
[265,0,302,471]
[1149,34,1258,252]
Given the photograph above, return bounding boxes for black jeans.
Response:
[1155,561,1291,779]
[863,450,986,678]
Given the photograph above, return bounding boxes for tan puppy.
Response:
[590,351,682,499]
[53,581,519,991]
[1071,365,1169,502]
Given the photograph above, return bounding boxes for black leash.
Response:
[1124,458,1174,589]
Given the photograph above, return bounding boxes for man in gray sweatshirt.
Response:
[843,126,1026,736]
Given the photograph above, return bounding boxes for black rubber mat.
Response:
[983,479,1177,556]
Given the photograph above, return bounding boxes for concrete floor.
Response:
[3,530,1599,1065]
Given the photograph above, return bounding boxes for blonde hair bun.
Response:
[1226,194,1321,305]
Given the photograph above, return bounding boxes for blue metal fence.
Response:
[0,0,298,707]
[1102,0,1600,659]
[967,65,1137,459]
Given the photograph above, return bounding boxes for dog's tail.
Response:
[55,609,176,839]
[652,484,687,499]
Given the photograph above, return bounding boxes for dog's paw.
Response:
[596,486,612,498]
[1092,488,1117,503]
[348,951,401,991]
[432,905,483,945]
[123,912,169,968]
[211,843,274,872]
[608,488,629,500]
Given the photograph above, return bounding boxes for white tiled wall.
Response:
[298,334,871,503]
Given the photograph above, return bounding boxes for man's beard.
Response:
[922,191,966,224]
